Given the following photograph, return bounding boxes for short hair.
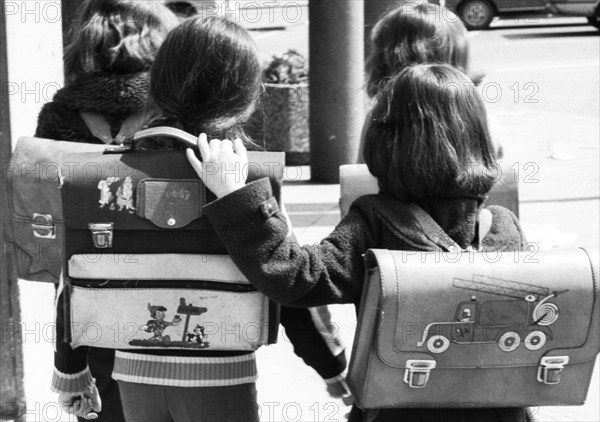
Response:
[365,2,471,98]
[363,64,497,202]
[64,0,178,83]
[149,16,261,141]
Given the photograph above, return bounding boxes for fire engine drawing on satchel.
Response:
[416,274,569,354]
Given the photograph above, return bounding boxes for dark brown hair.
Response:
[64,0,178,84]
[365,3,471,98]
[149,16,261,142]
[363,64,497,202]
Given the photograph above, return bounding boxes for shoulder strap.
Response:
[80,111,114,144]
[114,109,154,145]
[81,108,157,145]
[405,203,492,252]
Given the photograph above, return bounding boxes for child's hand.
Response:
[58,383,102,419]
[186,133,248,198]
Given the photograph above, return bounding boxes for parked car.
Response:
[432,0,600,30]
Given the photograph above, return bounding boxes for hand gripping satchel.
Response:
[347,206,599,409]
[339,163,519,218]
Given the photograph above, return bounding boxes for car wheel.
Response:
[427,335,451,354]
[587,16,600,29]
[498,331,521,352]
[524,330,547,351]
[459,0,495,30]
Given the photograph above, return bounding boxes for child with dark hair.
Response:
[53,15,348,422]
[359,2,504,162]
[35,0,178,144]
[187,64,532,422]
[366,2,473,98]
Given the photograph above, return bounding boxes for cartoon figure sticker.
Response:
[129,298,210,349]
[97,176,135,213]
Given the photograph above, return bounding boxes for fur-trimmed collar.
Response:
[52,72,149,115]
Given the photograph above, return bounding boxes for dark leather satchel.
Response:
[7,128,283,351]
[348,245,599,408]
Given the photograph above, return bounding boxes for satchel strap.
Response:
[131,126,199,149]
[406,203,491,252]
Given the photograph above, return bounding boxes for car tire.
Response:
[498,331,521,352]
[459,0,496,30]
[427,335,451,354]
[587,16,600,29]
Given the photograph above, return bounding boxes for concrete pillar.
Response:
[1,1,25,418]
[308,0,364,182]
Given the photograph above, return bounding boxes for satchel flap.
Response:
[59,150,285,230]
[367,248,600,370]
[136,179,205,228]
[8,137,108,221]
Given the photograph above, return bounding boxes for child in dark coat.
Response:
[35,0,178,145]
[187,64,532,422]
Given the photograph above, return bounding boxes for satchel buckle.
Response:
[88,223,114,249]
[31,213,56,239]
[537,356,569,385]
[404,360,436,388]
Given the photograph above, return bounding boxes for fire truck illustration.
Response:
[416,275,568,354]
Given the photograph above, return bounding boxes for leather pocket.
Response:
[136,179,205,228]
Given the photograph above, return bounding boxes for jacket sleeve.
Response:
[203,178,376,307]
[280,305,347,380]
[52,281,93,395]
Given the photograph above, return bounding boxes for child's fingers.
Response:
[186,148,203,176]
[221,139,233,152]
[233,138,247,162]
[197,133,210,161]
[209,138,221,155]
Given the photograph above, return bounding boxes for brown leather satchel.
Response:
[347,244,599,409]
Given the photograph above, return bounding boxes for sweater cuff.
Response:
[204,178,277,229]
[51,367,94,395]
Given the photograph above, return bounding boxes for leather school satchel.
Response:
[5,138,107,283]
[339,163,519,218]
[54,127,283,351]
[347,207,599,409]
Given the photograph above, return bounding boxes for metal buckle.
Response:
[403,360,436,388]
[537,356,569,385]
[31,213,56,239]
[88,223,114,249]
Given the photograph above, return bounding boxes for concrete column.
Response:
[308,0,364,182]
